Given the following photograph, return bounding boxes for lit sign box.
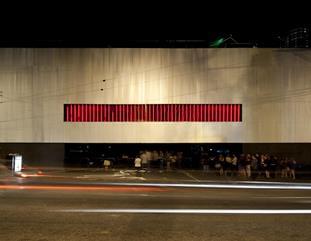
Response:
[14,155,22,172]
[64,104,242,122]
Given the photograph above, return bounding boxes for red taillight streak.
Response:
[0,185,165,192]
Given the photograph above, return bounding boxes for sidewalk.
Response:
[7,166,311,184]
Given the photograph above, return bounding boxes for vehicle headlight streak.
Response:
[52,209,311,214]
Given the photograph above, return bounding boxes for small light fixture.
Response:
[100,88,103,91]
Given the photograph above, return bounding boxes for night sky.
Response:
[0,24,309,48]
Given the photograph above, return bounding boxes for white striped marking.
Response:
[53,209,311,214]
[181,171,200,182]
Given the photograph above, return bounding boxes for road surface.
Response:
[1,169,311,241]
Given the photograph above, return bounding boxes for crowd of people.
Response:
[200,153,297,180]
[134,150,184,171]
[133,150,298,180]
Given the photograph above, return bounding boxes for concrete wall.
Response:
[0,48,311,143]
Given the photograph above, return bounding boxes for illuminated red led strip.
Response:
[64,104,242,122]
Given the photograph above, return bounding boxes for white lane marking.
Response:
[77,175,116,179]
[53,209,311,214]
[103,182,311,190]
[120,176,146,180]
[180,171,200,182]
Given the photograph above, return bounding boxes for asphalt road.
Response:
[1,170,311,241]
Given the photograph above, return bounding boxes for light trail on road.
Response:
[0,184,166,192]
[52,208,311,214]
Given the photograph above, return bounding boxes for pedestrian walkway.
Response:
[4,166,311,184]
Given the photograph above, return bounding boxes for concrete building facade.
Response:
[0,48,311,165]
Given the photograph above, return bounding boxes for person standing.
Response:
[231,154,238,177]
[201,156,209,173]
[245,154,252,178]
[289,158,297,180]
[218,154,225,176]
[140,151,147,169]
[134,155,142,176]
[224,154,232,176]
[251,154,259,180]
[280,157,288,178]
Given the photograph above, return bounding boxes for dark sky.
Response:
[0,24,309,48]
